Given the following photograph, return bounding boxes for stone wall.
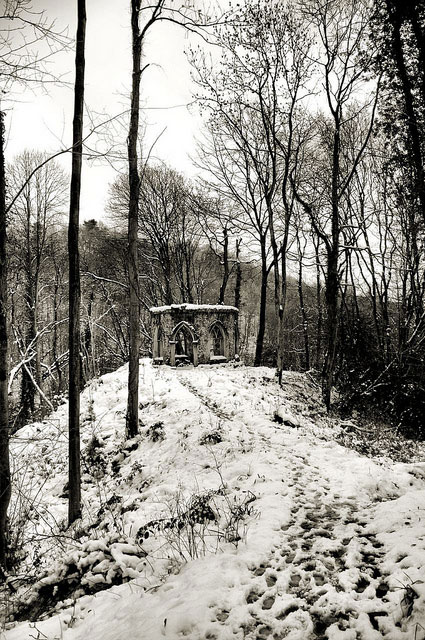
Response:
[150,304,239,366]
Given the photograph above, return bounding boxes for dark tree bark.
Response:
[234,239,242,311]
[297,236,310,372]
[68,0,86,526]
[385,0,425,223]
[53,280,63,391]
[0,112,11,566]
[20,243,37,424]
[313,238,323,369]
[218,225,229,304]
[126,0,142,439]
[254,240,268,367]
[322,124,341,411]
[234,238,242,356]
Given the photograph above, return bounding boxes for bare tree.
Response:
[192,0,313,371]
[8,152,67,427]
[126,0,142,438]
[124,0,227,436]
[196,197,234,305]
[292,0,379,409]
[376,0,425,224]
[109,165,209,306]
[0,112,10,567]
[0,0,69,562]
[68,0,86,525]
[0,0,68,95]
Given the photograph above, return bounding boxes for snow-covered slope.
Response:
[2,361,425,639]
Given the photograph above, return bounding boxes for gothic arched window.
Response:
[210,324,224,356]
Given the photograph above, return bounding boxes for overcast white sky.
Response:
[4,0,202,221]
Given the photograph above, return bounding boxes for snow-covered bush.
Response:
[145,421,165,442]
[136,487,257,562]
[11,532,148,623]
[199,428,223,445]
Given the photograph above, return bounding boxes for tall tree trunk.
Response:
[21,273,37,423]
[385,0,425,222]
[20,216,36,425]
[267,202,282,379]
[68,0,86,525]
[0,112,11,566]
[234,238,242,310]
[53,277,63,392]
[322,126,341,410]
[219,226,229,304]
[82,289,94,384]
[162,248,173,305]
[323,245,339,410]
[278,233,289,382]
[254,239,268,367]
[314,237,322,369]
[184,245,193,303]
[234,238,242,357]
[34,284,41,406]
[298,244,310,371]
[126,0,141,439]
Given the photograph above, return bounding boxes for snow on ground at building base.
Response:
[2,361,425,640]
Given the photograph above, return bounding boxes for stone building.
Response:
[150,304,239,366]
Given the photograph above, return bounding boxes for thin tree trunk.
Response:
[0,111,11,566]
[20,208,36,425]
[34,284,41,406]
[82,289,94,383]
[254,240,268,367]
[234,238,242,356]
[68,0,86,525]
[298,244,310,371]
[219,226,229,304]
[323,248,339,409]
[322,126,341,410]
[314,239,322,369]
[184,245,193,304]
[163,249,173,305]
[126,0,141,439]
[23,276,37,419]
[267,202,282,379]
[278,232,289,383]
[53,278,63,391]
[234,239,242,310]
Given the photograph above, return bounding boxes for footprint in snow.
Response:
[261,595,275,610]
[265,574,277,588]
[215,609,230,623]
[246,590,262,604]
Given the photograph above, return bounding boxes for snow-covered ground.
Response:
[1,361,425,639]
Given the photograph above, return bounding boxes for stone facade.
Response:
[150,304,239,366]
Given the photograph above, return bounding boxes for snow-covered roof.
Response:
[150,303,239,314]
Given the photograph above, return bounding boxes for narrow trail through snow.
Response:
[176,369,406,639]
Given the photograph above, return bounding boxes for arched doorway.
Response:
[175,326,193,362]
[170,321,199,366]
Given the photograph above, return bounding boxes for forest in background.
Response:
[5,0,425,433]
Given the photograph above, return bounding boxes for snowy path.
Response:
[174,368,424,639]
[3,362,425,640]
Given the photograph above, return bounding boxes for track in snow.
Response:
[177,372,399,639]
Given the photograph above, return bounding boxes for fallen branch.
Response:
[340,421,393,435]
[22,362,54,411]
